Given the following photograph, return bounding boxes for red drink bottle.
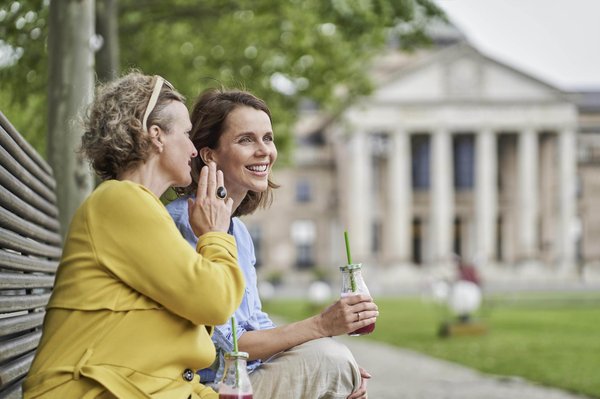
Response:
[218,351,253,399]
[340,263,376,336]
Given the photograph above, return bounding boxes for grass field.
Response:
[263,291,600,398]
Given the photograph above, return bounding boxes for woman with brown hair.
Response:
[168,88,377,399]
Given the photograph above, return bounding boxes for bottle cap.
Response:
[224,351,249,360]
[339,263,362,271]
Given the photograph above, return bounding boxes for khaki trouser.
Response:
[249,338,361,399]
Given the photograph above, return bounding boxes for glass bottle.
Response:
[340,263,376,336]
[218,351,253,399]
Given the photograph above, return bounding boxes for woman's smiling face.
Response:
[205,105,277,201]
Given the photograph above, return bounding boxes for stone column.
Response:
[558,128,577,271]
[385,130,412,264]
[475,128,497,267]
[431,129,454,262]
[347,131,371,260]
[517,128,539,261]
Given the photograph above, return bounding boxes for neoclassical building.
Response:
[243,40,600,280]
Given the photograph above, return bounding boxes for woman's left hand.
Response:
[347,367,371,399]
[188,161,233,236]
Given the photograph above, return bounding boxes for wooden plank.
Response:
[0,312,45,336]
[0,273,54,290]
[0,206,61,246]
[0,146,56,205]
[0,294,51,313]
[0,185,60,232]
[0,351,34,387]
[0,379,23,399]
[0,206,61,245]
[0,114,55,190]
[0,331,42,363]
[0,249,58,274]
[0,227,61,259]
[0,164,58,218]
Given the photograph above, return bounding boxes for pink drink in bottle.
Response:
[340,263,375,336]
[218,351,253,399]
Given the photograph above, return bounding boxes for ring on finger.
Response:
[216,186,227,199]
[356,312,360,322]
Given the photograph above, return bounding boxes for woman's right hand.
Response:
[188,161,233,236]
[317,294,379,337]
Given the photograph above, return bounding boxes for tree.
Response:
[95,0,119,82]
[46,0,95,236]
[0,0,49,152]
[117,0,445,159]
[0,0,445,230]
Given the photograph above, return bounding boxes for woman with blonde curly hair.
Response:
[23,72,245,399]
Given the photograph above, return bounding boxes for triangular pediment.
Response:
[373,42,567,103]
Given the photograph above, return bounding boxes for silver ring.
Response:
[216,186,227,199]
[356,312,360,322]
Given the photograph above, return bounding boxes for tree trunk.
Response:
[47,0,95,239]
[96,0,120,82]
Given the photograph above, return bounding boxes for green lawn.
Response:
[263,292,600,398]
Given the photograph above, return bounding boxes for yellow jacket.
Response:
[24,180,244,398]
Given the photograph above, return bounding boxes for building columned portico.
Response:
[335,43,579,272]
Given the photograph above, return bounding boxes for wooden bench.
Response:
[0,111,61,398]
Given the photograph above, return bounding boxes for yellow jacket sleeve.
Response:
[85,181,244,326]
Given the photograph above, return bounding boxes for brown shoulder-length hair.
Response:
[175,88,278,217]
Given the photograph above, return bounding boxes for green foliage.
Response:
[0,0,49,154]
[0,0,444,156]
[264,293,600,398]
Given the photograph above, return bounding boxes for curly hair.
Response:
[81,72,185,180]
[174,88,278,217]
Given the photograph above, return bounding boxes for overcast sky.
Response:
[435,0,600,91]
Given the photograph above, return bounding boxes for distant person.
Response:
[168,88,378,399]
[23,72,244,398]
[456,255,482,286]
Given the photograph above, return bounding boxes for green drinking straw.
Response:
[231,316,238,352]
[343,231,357,292]
[231,316,240,387]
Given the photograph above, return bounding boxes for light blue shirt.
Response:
[167,197,276,383]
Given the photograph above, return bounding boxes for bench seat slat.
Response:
[0,331,42,363]
[0,249,58,273]
[0,227,61,259]
[0,146,56,207]
[0,294,51,313]
[0,206,62,246]
[0,164,58,218]
[0,112,53,178]
[0,185,60,232]
[0,312,45,336]
[0,378,23,399]
[0,351,34,387]
[0,118,55,193]
[0,273,55,290]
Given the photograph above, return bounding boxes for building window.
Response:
[453,134,474,190]
[291,220,316,268]
[412,218,422,265]
[296,179,312,203]
[247,225,263,268]
[411,135,430,190]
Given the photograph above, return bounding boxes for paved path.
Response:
[337,336,592,399]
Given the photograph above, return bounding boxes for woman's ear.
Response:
[199,147,214,164]
[149,126,163,153]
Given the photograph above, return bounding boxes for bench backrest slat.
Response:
[0,111,61,397]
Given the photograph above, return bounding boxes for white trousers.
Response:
[249,337,361,399]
